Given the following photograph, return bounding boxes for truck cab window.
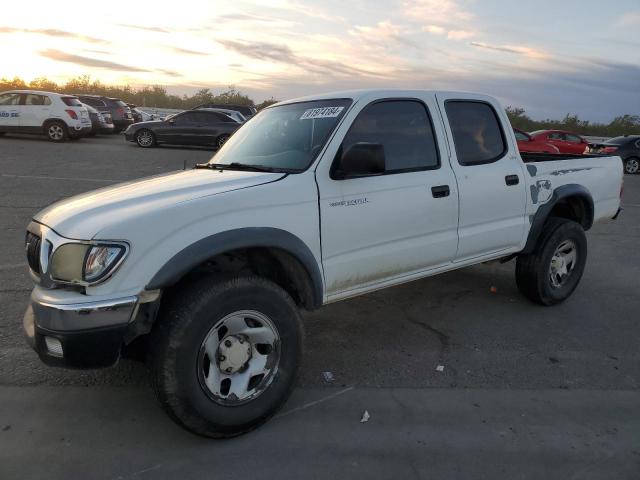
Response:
[341,100,439,172]
[445,101,506,165]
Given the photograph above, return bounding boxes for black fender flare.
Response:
[523,184,594,254]
[146,227,324,308]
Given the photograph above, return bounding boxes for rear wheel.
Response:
[516,218,587,305]
[45,121,67,142]
[149,275,303,438]
[624,157,639,175]
[135,129,156,148]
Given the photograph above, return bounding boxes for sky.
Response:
[0,0,638,121]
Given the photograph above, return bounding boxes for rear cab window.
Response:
[444,101,507,165]
[339,99,440,174]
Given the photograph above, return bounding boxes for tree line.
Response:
[0,75,279,111]
[2,76,638,136]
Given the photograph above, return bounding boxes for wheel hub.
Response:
[549,239,576,288]
[217,335,252,374]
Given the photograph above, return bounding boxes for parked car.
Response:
[127,104,144,123]
[200,107,247,123]
[529,129,589,154]
[22,90,623,438]
[124,109,240,148]
[82,103,114,135]
[73,95,133,133]
[0,90,91,141]
[514,128,560,154]
[193,103,257,118]
[586,135,640,174]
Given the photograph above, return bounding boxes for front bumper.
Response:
[23,292,137,369]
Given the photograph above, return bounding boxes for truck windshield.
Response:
[210,99,352,172]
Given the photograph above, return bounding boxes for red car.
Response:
[514,128,560,154]
[529,129,588,154]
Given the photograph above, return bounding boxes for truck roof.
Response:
[275,89,496,107]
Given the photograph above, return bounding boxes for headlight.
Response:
[84,245,126,282]
[49,242,127,285]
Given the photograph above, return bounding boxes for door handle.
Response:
[505,175,519,186]
[431,185,450,198]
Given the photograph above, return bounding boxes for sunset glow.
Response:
[1,0,638,120]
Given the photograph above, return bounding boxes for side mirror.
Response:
[334,143,385,179]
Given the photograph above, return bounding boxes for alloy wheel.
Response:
[136,130,154,147]
[48,124,64,141]
[625,158,639,174]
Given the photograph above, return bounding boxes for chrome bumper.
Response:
[23,291,138,369]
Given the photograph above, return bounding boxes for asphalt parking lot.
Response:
[1,133,639,479]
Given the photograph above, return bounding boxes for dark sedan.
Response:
[124,110,240,148]
[587,135,640,174]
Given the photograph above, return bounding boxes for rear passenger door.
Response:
[22,93,52,129]
[317,96,459,298]
[436,94,527,261]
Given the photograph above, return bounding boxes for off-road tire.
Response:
[516,218,587,305]
[149,275,303,438]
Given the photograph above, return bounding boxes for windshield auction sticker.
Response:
[300,106,344,120]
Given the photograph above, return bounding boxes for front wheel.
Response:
[516,218,587,305]
[45,121,68,142]
[624,157,639,175]
[149,275,303,438]
[136,129,156,148]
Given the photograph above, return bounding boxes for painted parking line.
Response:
[1,174,116,183]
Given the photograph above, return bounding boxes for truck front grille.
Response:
[25,232,42,274]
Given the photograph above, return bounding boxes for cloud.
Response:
[216,39,386,78]
[403,0,472,24]
[616,12,640,28]
[217,39,295,63]
[423,25,445,35]
[118,24,170,33]
[157,69,182,77]
[447,30,474,40]
[0,26,107,43]
[349,21,418,48]
[470,41,547,59]
[264,1,343,22]
[39,49,150,72]
[170,47,209,56]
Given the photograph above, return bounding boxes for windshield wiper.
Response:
[195,163,296,173]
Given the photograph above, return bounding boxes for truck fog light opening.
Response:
[44,336,63,357]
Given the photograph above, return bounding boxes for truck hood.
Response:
[34,169,284,239]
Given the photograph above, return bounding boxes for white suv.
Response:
[0,90,91,142]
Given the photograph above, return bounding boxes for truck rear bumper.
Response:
[23,292,137,369]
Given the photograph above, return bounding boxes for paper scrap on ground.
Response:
[322,371,335,383]
[436,365,445,372]
[360,410,370,423]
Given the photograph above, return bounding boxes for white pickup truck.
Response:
[23,90,623,437]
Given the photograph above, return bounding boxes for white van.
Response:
[0,90,91,141]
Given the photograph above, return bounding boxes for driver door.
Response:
[316,95,459,299]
